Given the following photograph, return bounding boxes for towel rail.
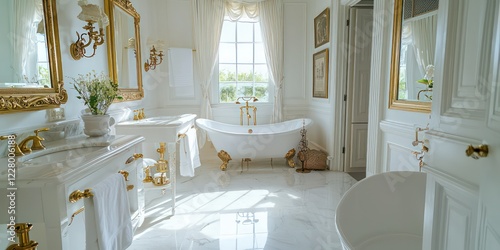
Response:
[177,125,195,141]
[68,171,134,203]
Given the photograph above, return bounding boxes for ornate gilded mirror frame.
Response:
[0,0,67,114]
[105,0,144,102]
[389,0,432,113]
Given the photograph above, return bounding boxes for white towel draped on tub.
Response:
[180,128,201,177]
[85,173,133,250]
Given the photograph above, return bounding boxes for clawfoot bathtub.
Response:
[196,118,312,170]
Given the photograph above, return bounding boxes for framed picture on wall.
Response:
[314,8,330,48]
[313,48,329,98]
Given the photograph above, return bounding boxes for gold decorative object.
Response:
[285,148,296,168]
[152,142,170,186]
[70,1,109,60]
[105,0,144,102]
[142,165,154,183]
[296,119,311,173]
[125,153,143,164]
[144,45,164,72]
[0,0,68,114]
[218,150,232,171]
[465,144,489,159]
[18,128,50,154]
[6,223,38,250]
[236,96,258,125]
[133,108,146,120]
[69,189,94,203]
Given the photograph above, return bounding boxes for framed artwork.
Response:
[314,8,330,48]
[313,48,329,98]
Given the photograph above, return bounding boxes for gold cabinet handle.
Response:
[465,144,489,159]
[69,189,93,203]
[125,153,143,164]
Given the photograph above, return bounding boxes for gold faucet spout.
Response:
[18,128,49,154]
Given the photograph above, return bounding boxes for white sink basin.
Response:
[116,114,197,142]
[18,146,105,166]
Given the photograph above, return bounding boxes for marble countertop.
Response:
[0,134,144,184]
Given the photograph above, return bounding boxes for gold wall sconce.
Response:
[70,0,110,60]
[144,40,165,72]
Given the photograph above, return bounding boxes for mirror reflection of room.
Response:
[0,0,50,88]
[398,0,438,102]
[113,6,138,89]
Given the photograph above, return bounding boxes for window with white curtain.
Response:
[217,17,272,103]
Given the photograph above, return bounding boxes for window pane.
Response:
[237,22,253,42]
[237,64,253,81]
[255,24,262,42]
[237,83,254,97]
[219,64,236,82]
[254,43,266,64]
[220,21,236,42]
[237,44,253,63]
[220,83,237,103]
[219,43,236,63]
[254,83,269,101]
[254,64,269,82]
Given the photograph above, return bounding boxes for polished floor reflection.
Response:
[127,145,357,250]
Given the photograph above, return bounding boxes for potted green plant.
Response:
[72,71,122,136]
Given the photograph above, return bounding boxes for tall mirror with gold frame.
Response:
[0,0,67,114]
[389,0,439,112]
[104,0,143,101]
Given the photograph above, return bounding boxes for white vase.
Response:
[81,114,115,137]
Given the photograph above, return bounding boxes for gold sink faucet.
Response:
[133,108,146,120]
[18,128,50,155]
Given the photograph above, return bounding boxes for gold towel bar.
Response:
[68,171,134,203]
[177,125,196,139]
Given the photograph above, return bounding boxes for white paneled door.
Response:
[344,7,372,173]
[422,0,500,249]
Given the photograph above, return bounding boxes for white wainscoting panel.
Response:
[386,142,419,172]
[422,167,479,250]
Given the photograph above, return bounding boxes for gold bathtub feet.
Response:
[218,150,232,171]
[285,148,296,167]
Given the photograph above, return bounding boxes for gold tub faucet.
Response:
[18,128,49,154]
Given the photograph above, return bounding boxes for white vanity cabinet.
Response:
[0,135,145,250]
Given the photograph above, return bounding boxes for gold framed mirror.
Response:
[104,0,143,102]
[389,0,438,113]
[0,0,67,114]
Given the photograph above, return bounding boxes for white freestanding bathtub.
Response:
[196,118,312,170]
[335,171,426,250]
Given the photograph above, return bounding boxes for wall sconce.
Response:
[144,40,165,72]
[125,37,136,57]
[70,0,109,60]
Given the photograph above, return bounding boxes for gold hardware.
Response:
[6,223,38,250]
[236,97,258,125]
[70,19,107,60]
[133,109,146,120]
[143,166,154,183]
[144,46,164,72]
[18,128,50,154]
[417,89,433,101]
[248,129,253,134]
[118,170,129,181]
[465,144,489,159]
[125,153,143,164]
[69,189,94,203]
[178,133,186,139]
[68,207,85,227]
[152,173,170,186]
[285,148,296,168]
[127,184,134,191]
[133,109,139,120]
[151,143,170,186]
[217,150,232,171]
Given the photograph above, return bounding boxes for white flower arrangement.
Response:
[72,71,121,115]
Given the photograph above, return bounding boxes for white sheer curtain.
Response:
[410,14,437,75]
[258,0,284,122]
[192,0,225,119]
[11,0,39,82]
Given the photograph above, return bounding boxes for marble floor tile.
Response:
[127,146,357,250]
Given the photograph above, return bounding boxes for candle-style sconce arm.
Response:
[144,46,164,72]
